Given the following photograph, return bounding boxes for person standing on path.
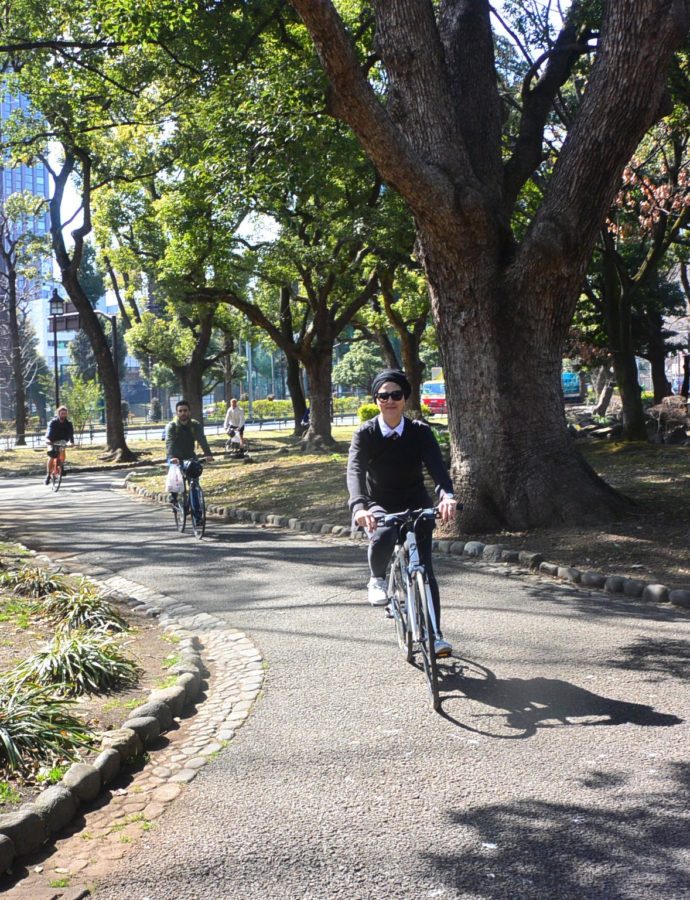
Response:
[346,369,457,656]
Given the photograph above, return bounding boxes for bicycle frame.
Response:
[387,509,440,644]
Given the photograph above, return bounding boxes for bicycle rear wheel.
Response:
[189,481,206,539]
[389,550,413,662]
[173,485,188,532]
[414,570,440,711]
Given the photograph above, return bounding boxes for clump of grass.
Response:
[41,581,128,633]
[0,565,68,598]
[0,781,21,805]
[11,632,141,697]
[0,680,93,772]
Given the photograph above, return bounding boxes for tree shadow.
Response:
[424,761,690,899]
[609,637,690,682]
[437,659,683,738]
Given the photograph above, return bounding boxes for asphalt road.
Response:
[1,472,689,899]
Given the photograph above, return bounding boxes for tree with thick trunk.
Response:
[289,0,688,529]
[47,153,134,460]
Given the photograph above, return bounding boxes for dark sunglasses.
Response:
[376,390,404,401]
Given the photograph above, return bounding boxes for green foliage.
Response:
[36,763,69,785]
[41,582,128,634]
[61,376,102,437]
[0,781,21,805]
[358,403,379,423]
[11,632,141,697]
[332,343,384,392]
[0,680,93,773]
[0,566,68,598]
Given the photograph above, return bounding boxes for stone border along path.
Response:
[128,480,690,613]
[0,559,264,898]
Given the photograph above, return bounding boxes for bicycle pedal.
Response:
[384,603,394,619]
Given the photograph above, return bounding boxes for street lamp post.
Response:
[49,289,65,408]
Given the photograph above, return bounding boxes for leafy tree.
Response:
[289,0,688,529]
[0,191,50,443]
[332,342,384,393]
[61,375,101,439]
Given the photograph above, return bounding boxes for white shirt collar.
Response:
[378,414,405,438]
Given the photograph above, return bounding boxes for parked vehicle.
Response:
[561,371,583,402]
[421,380,447,415]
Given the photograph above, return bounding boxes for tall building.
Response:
[0,87,53,420]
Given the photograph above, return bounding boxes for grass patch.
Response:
[0,781,21,805]
[0,596,36,630]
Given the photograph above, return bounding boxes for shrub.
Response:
[0,680,93,772]
[0,566,68,598]
[11,632,141,697]
[358,403,379,423]
[41,580,128,633]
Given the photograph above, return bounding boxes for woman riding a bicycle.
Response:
[346,370,457,656]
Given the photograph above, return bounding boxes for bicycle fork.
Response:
[404,535,441,643]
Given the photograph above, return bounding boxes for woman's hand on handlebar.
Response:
[437,496,457,524]
[354,508,378,532]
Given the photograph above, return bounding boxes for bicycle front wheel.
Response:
[189,481,206,539]
[389,551,413,662]
[414,570,440,711]
[173,485,188,533]
[51,464,62,492]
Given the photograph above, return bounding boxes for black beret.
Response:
[371,369,412,400]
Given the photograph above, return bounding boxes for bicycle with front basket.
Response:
[171,459,207,539]
[382,507,446,711]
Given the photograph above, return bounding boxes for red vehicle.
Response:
[421,380,446,415]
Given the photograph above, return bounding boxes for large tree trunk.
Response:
[302,347,335,448]
[421,249,630,530]
[7,272,27,446]
[285,354,307,436]
[64,272,134,458]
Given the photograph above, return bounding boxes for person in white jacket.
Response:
[223,397,246,448]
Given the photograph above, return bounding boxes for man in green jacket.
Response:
[165,400,213,504]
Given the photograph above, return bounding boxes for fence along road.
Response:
[1,470,689,899]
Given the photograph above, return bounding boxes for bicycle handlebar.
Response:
[377,507,438,528]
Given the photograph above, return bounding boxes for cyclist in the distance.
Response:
[346,369,457,656]
[45,405,74,485]
[165,400,213,505]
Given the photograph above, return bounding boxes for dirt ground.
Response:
[0,567,175,808]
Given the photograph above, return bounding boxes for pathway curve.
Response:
[0,472,689,899]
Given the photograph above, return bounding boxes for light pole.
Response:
[49,289,65,408]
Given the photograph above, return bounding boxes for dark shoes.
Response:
[45,474,51,485]
[169,493,178,506]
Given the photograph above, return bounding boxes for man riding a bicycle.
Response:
[165,400,213,505]
[45,406,74,485]
[346,369,457,657]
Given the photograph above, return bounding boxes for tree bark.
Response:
[289,0,687,529]
[7,270,27,445]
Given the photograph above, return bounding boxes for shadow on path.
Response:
[436,659,682,738]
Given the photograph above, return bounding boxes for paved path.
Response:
[1,473,689,899]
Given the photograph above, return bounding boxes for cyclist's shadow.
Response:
[436,659,682,738]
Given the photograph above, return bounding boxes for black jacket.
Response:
[45,417,74,445]
[347,416,452,515]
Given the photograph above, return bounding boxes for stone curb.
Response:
[126,481,690,614]
[0,560,263,877]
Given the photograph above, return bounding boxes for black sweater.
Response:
[347,417,453,514]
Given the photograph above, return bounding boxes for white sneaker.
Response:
[367,577,388,606]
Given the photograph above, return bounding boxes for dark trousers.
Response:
[368,519,442,630]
